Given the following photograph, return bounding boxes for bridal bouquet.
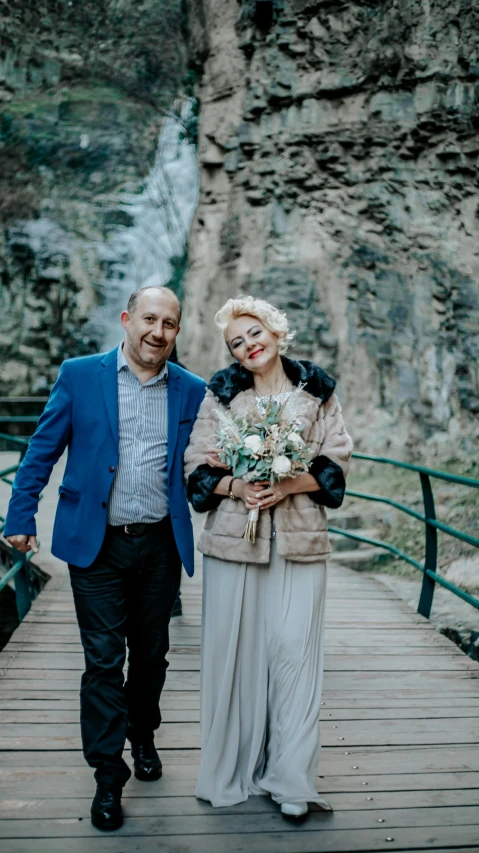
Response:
[215,394,312,543]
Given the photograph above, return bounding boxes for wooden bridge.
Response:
[1,455,479,852]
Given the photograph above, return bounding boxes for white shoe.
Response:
[281,802,308,817]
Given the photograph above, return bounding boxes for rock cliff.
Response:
[181,0,479,459]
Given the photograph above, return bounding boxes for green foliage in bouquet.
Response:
[215,396,312,485]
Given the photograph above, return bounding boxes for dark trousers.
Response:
[68,516,181,787]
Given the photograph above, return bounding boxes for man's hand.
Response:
[5,534,39,554]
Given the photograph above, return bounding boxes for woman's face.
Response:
[226,315,280,372]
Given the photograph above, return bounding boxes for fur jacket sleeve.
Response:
[183,391,230,512]
[308,392,352,508]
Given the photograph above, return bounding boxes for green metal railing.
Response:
[0,433,38,621]
[329,452,479,619]
[0,397,48,443]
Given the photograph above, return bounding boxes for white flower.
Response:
[244,434,264,455]
[287,431,304,449]
[272,455,292,476]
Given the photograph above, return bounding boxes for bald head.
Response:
[127,286,182,322]
[121,286,181,375]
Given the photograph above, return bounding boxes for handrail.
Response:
[0,397,46,437]
[333,451,479,618]
[0,397,49,402]
[0,432,30,447]
[346,489,427,523]
[0,460,26,526]
[345,489,479,549]
[353,452,479,489]
[0,551,35,593]
[328,525,424,572]
[0,416,40,423]
[1,465,22,488]
[0,436,29,505]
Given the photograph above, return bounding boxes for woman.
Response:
[184,296,353,817]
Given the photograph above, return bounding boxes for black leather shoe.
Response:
[91,783,123,831]
[131,741,163,781]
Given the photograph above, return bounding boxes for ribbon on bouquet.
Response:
[243,506,260,543]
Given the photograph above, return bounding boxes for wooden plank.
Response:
[6,636,457,653]
[0,692,84,702]
[322,622,430,629]
[2,705,479,723]
[19,615,431,629]
[320,692,479,703]
[319,707,479,720]
[1,788,479,820]
[18,622,445,636]
[0,692,200,712]
[1,653,201,672]
[16,620,200,631]
[1,768,478,798]
[3,672,478,694]
[0,723,199,748]
[6,640,464,656]
[0,710,198,724]
[319,770,479,793]
[3,833,479,853]
[2,804,479,838]
[2,820,479,853]
[319,717,479,745]
[1,717,478,749]
[5,652,474,672]
[1,746,478,775]
[0,672,200,690]
[1,691,478,708]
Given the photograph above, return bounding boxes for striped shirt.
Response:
[108,345,169,525]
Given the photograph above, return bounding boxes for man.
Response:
[4,286,206,831]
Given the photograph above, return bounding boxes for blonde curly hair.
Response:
[215,295,295,354]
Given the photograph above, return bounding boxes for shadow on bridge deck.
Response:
[0,458,478,852]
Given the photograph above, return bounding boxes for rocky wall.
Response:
[181,0,479,459]
[0,0,187,395]
[0,89,164,394]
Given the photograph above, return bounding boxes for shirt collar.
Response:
[117,344,168,384]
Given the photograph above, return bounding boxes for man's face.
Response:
[121,289,180,369]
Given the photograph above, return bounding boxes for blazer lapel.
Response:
[99,347,119,447]
[167,362,183,473]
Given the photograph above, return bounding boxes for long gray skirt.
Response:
[196,538,328,808]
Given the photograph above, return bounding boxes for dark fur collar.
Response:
[208,355,336,406]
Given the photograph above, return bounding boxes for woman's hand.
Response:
[212,476,268,509]
[234,479,270,510]
[205,448,230,469]
[254,479,293,509]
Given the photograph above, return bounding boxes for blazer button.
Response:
[102,502,107,509]
[109,466,115,472]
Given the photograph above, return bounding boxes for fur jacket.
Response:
[184,356,353,564]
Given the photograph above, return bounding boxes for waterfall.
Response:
[91,99,199,349]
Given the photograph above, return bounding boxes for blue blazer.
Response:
[4,348,206,576]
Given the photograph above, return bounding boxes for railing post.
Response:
[417,473,438,618]
[12,548,32,622]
